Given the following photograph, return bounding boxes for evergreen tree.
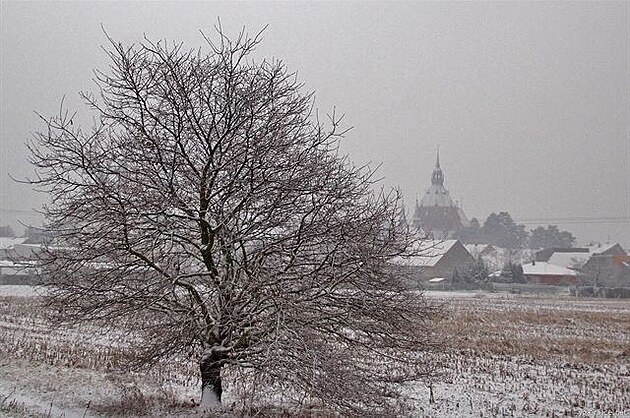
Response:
[480,212,528,249]
[500,262,526,283]
[510,263,526,283]
[457,217,481,244]
[466,259,490,285]
[529,225,576,249]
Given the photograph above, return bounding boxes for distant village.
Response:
[0,225,49,284]
[405,152,630,297]
[1,152,629,296]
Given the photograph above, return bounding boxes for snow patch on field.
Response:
[406,356,629,417]
[424,290,508,299]
[0,358,200,417]
[0,285,40,297]
[0,359,95,417]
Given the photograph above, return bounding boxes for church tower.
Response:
[412,150,469,238]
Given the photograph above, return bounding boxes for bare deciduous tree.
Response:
[28,27,441,415]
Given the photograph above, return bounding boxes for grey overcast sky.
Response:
[1,1,629,246]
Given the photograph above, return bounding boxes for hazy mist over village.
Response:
[1,2,629,248]
[0,2,629,417]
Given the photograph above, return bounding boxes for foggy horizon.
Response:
[1,1,629,247]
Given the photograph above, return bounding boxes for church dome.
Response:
[412,150,469,237]
[420,151,455,208]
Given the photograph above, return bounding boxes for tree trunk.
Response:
[199,349,223,410]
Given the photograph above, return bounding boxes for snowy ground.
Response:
[0,285,40,298]
[0,286,628,417]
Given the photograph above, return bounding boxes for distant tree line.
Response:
[457,211,576,249]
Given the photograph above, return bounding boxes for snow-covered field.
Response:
[0,286,628,417]
[416,291,629,417]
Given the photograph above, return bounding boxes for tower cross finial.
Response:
[436,146,440,168]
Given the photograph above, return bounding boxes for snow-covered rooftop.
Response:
[585,242,624,255]
[419,184,456,208]
[547,252,591,270]
[399,240,460,267]
[0,237,28,250]
[522,262,577,276]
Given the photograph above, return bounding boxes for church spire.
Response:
[431,147,444,186]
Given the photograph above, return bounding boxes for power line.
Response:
[514,216,630,225]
